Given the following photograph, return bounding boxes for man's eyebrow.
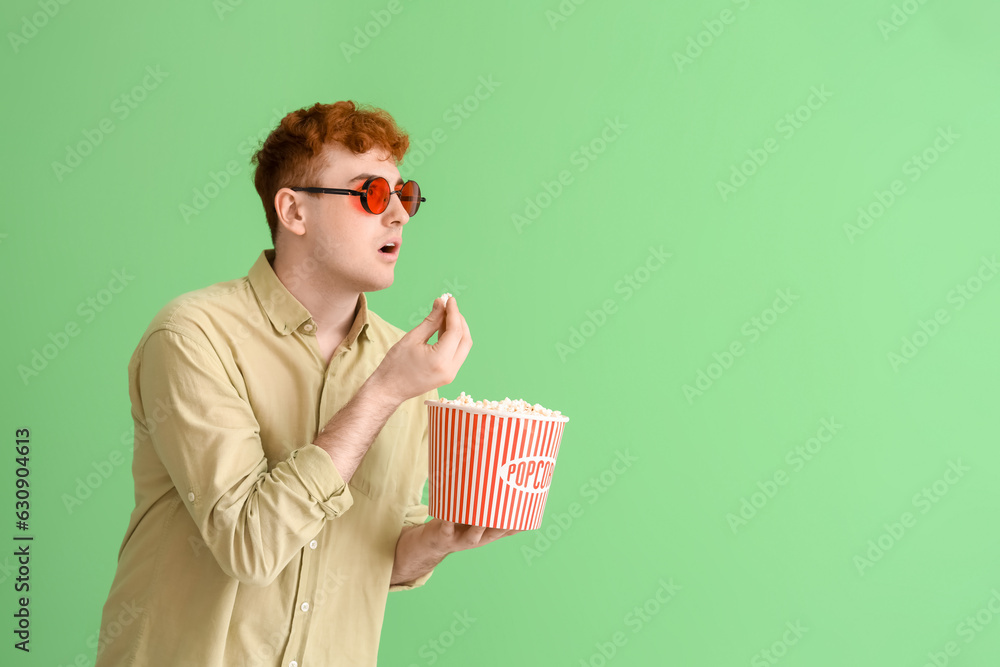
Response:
[349,173,404,187]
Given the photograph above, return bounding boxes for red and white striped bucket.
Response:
[425,401,569,530]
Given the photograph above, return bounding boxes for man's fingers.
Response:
[434,296,465,355]
[433,521,524,553]
[408,299,445,344]
[436,520,458,540]
[463,525,487,543]
[452,310,473,366]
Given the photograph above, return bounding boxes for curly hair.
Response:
[250,101,410,244]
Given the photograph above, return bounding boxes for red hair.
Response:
[251,101,410,244]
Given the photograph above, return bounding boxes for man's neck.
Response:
[270,249,361,347]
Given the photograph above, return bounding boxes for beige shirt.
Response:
[96,249,436,667]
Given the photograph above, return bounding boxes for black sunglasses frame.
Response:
[290,176,426,216]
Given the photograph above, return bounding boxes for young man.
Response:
[95,101,516,666]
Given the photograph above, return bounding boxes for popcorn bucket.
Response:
[425,401,569,530]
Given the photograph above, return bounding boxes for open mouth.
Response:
[379,240,400,254]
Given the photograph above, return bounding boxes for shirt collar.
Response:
[248,249,372,344]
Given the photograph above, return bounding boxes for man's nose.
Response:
[386,192,410,225]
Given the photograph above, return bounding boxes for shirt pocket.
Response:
[348,474,376,499]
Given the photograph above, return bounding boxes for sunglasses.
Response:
[290,176,426,216]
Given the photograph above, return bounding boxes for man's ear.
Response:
[274,188,308,238]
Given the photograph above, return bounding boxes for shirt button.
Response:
[300,602,310,612]
[302,323,315,332]
[187,492,195,502]
[309,540,318,549]
[289,662,298,667]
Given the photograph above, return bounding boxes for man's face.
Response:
[284,142,411,294]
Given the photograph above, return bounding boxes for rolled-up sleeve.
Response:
[389,502,435,592]
[401,501,430,528]
[390,401,434,592]
[138,327,354,587]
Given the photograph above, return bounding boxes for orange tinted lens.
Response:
[364,177,391,213]
[400,181,421,216]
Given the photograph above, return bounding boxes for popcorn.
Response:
[435,392,562,417]
[440,292,453,306]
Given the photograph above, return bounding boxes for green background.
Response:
[3,0,999,664]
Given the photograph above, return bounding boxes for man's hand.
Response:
[424,519,522,554]
[370,296,473,405]
[390,518,522,586]
[314,296,471,482]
